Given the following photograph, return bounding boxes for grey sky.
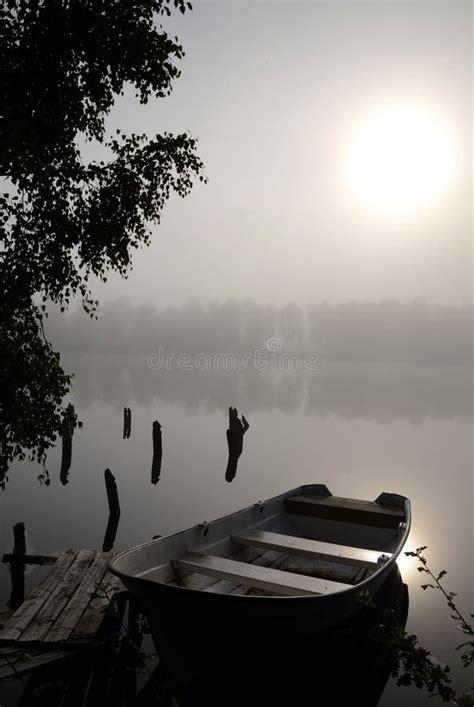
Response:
[85,0,471,308]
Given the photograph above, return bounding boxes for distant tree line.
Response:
[46,298,473,364]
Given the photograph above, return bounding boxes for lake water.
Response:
[1,355,472,705]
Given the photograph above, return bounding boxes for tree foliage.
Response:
[0,0,206,484]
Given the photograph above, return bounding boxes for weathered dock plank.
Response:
[45,552,110,643]
[19,550,96,643]
[0,549,120,650]
[0,550,77,642]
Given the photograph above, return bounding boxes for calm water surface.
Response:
[1,355,472,705]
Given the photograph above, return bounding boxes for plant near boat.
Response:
[388,547,473,705]
[0,0,206,486]
[407,546,473,671]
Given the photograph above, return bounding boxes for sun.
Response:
[346,104,453,215]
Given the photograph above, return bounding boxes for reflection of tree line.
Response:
[47,298,473,364]
[65,355,472,423]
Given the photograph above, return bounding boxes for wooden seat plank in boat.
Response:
[285,495,404,529]
[202,549,288,594]
[232,531,387,569]
[173,552,351,597]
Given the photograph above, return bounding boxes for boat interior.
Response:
[119,490,408,598]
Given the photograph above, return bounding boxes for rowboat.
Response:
[108,484,410,680]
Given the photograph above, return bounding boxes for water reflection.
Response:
[64,355,472,424]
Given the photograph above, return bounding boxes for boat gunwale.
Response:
[108,484,411,601]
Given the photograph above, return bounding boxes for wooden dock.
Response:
[0,549,121,679]
[0,571,160,706]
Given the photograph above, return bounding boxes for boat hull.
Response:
[120,558,395,681]
[161,565,409,703]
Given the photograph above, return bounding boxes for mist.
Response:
[46,298,472,365]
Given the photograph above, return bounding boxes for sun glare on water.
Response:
[347,104,454,216]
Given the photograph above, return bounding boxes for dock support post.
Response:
[7,522,26,610]
[60,404,75,485]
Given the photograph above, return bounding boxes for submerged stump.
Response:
[151,421,162,485]
[225,407,249,483]
[123,407,132,439]
[103,468,121,552]
[60,403,75,485]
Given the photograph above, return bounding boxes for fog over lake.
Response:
[1,299,472,705]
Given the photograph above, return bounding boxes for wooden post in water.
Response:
[225,407,249,483]
[60,435,72,485]
[104,468,120,515]
[151,420,162,485]
[60,403,75,485]
[123,407,131,439]
[103,468,121,552]
[12,522,26,556]
[7,522,26,610]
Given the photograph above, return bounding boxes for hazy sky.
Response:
[85,0,471,309]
